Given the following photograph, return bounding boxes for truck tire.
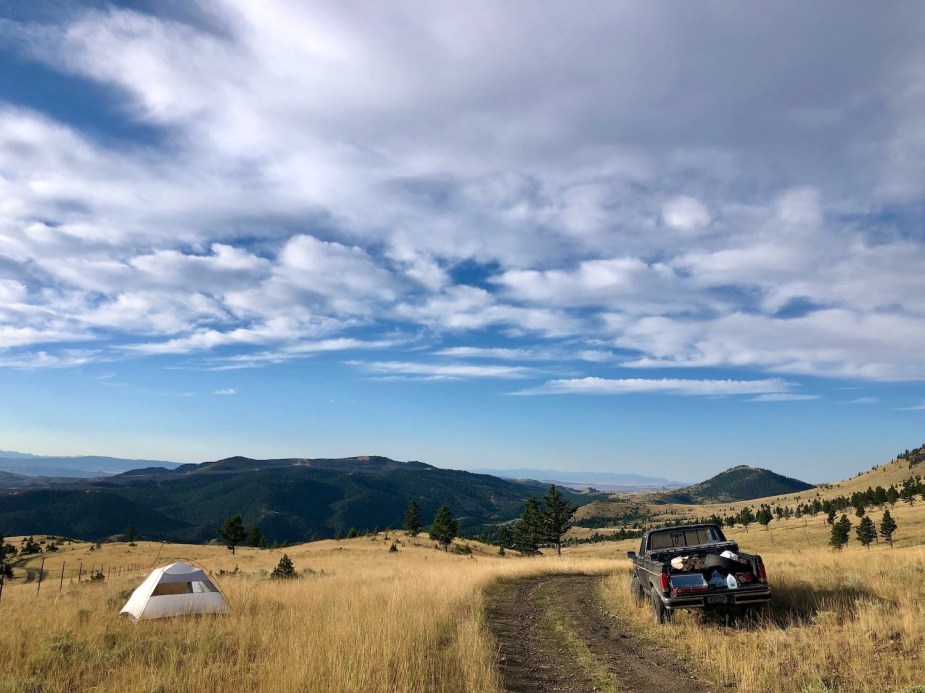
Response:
[650,589,671,624]
[630,575,644,604]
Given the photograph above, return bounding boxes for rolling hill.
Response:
[656,465,813,503]
[0,455,593,542]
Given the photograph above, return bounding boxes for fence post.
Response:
[59,562,66,592]
[36,558,45,594]
[77,562,82,583]
[0,571,4,603]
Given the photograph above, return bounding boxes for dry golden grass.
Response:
[3,480,925,691]
[0,534,620,693]
[602,543,925,692]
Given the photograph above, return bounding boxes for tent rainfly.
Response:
[120,561,230,621]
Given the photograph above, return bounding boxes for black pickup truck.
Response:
[627,523,771,623]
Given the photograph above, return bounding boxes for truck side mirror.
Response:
[626,551,636,559]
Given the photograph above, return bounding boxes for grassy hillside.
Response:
[3,516,925,692]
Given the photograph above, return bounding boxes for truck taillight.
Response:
[758,561,767,582]
[660,573,670,591]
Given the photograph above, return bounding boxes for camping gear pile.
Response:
[667,550,757,594]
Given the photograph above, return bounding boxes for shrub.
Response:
[270,554,298,579]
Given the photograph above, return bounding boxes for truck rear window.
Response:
[649,527,722,549]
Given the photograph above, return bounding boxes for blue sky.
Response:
[1,2,924,482]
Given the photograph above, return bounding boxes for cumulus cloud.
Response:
[0,2,924,390]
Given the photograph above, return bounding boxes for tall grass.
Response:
[0,535,619,692]
[601,545,925,692]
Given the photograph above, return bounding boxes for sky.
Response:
[1,2,924,482]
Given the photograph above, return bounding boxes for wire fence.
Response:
[0,560,147,602]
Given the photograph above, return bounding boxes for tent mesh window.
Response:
[151,580,218,596]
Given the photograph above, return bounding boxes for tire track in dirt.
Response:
[486,573,707,693]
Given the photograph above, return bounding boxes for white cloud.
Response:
[513,377,793,397]
[0,3,924,385]
[748,394,820,402]
[347,360,534,380]
[662,196,710,231]
[435,346,615,362]
[213,388,236,395]
[847,396,879,405]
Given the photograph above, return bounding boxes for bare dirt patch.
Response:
[486,573,708,693]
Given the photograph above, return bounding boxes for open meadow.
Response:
[3,503,925,693]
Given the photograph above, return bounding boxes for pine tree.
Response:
[403,499,422,537]
[513,497,543,556]
[886,486,900,506]
[879,509,898,547]
[756,507,773,531]
[270,553,297,579]
[829,514,851,550]
[738,506,755,532]
[123,525,137,543]
[855,516,876,548]
[247,524,264,548]
[495,524,513,551]
[540,485,577,556]
[428,504,458,551]
[218,515,247,555]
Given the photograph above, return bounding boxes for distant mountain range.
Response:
[0,455,594,542]
[0,451,181,478]
[475,467,686,491]
[656,465,814,504]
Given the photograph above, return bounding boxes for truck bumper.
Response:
[666,586,772,610]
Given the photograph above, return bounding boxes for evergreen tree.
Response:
[403,499,423,537]
[829,514,851,550]
[756,507,773,531]
[886,486,900,506]
[513,497,543,556]
[247,524,265,548]
[123,525,137,543]
[855,516,876,548]
[738,506,755,532]
[0,535,12,580]
[879,509,898,547]
[495,524,513,551]
[826,509,836,525]
[270,554,298,579]
[540,485,577,556]
[428,504,458,551]
[218,515,247,555]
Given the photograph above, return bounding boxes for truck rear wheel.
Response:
[650,590,672,624]
[630,575,644,604]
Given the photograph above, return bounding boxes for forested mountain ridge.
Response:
[0,455,591,542]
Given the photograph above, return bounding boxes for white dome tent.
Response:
[120,561,230,621]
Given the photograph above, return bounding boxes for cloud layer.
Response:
[2,2,925,391]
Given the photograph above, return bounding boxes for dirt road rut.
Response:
[486,573,707,693]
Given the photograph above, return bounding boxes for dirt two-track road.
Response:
[486,574,710,693]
